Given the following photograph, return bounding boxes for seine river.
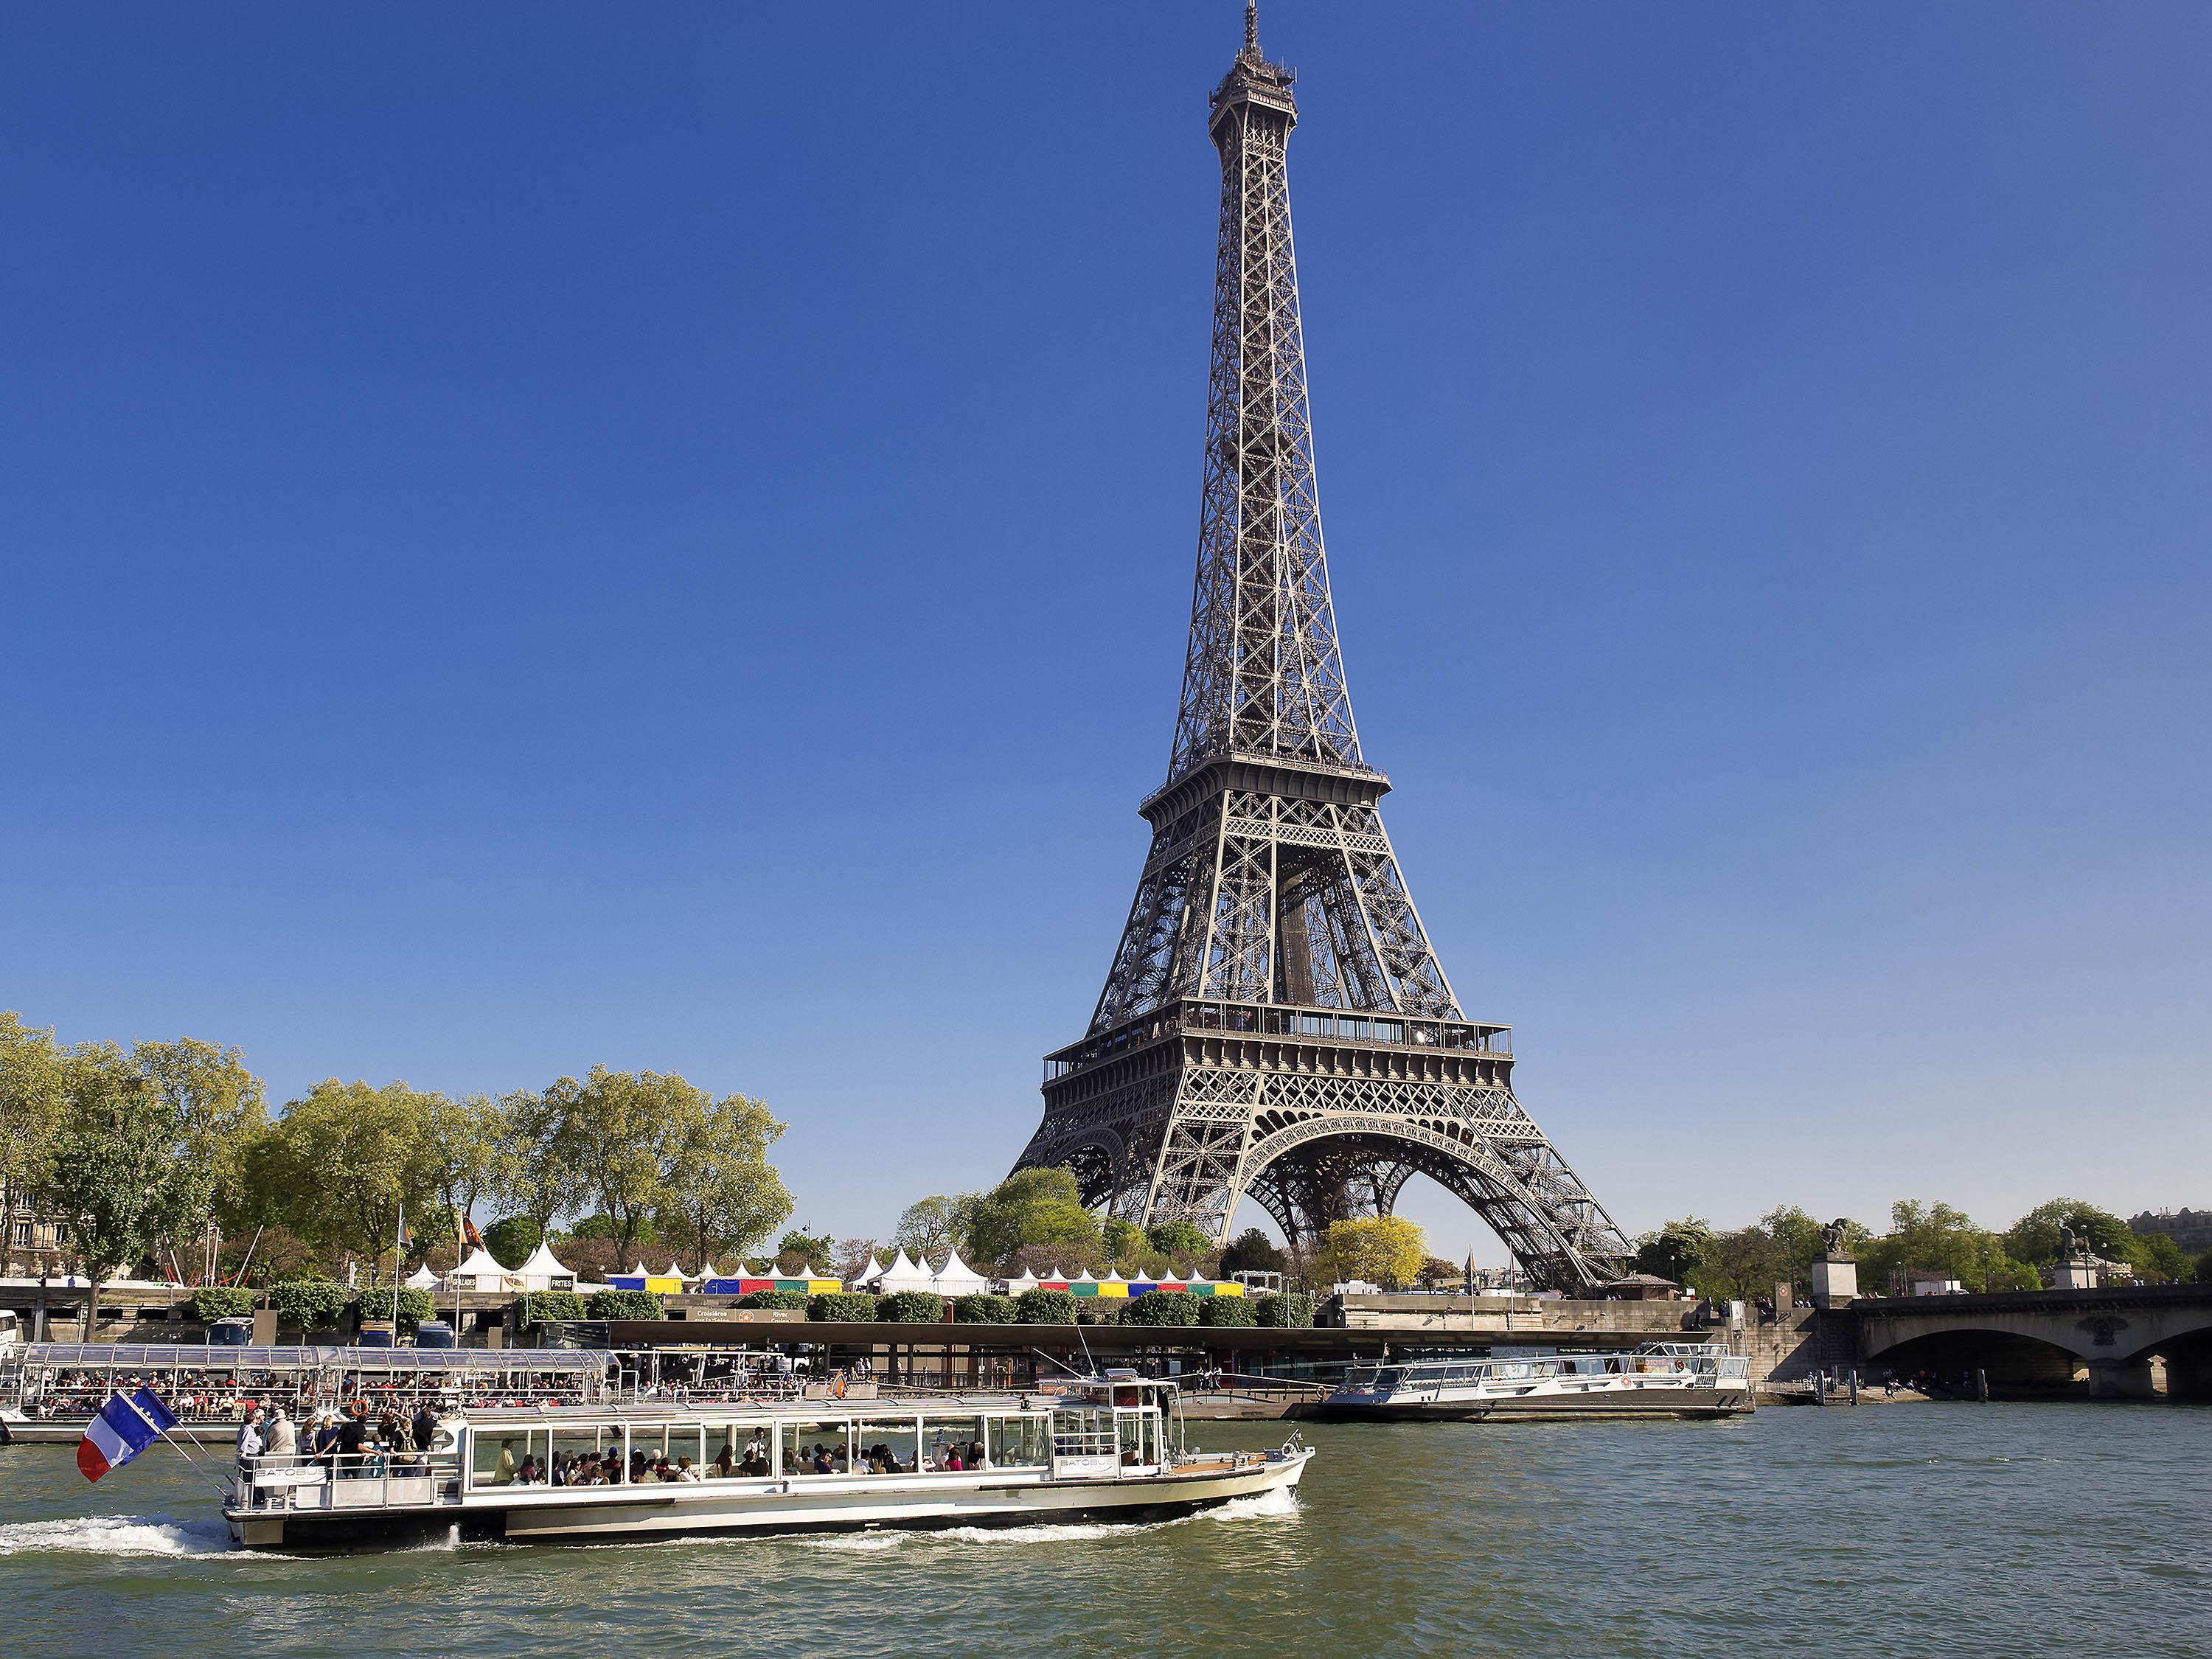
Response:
[2,1405,2205,1657]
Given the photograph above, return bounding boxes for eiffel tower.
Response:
[1011,5,1632,1291]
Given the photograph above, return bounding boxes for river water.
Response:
[2,1404,2205,1657]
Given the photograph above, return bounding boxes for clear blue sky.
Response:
[4,4,2208,1261]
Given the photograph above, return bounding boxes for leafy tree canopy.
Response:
[482,1214,542,1267]
[967,1167,1102,1268]
[1632,1218,1714,1285]
[1219,1228,1287,1278]
[1315,1217,1425,1290]
[2003,1199,2133,1268]
[893,1196,978,1261]
[1145,1220,1212,1260]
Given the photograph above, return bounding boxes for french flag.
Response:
[76,1389,178,1484]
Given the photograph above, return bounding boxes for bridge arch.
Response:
[1864,1327,2086,1396]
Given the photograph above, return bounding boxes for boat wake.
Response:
[0,1513,240,1559]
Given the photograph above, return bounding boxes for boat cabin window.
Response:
[473,1429,552,1486]
[782,1419,854,1475]
[706,1422,774,1478]
[985,1414,1048,1469]
[1051,1406,1116,1459]
[921,1415,984,1471]
[853,1418,919,1474]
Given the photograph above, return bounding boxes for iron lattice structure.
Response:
[1012,7,1632,1290]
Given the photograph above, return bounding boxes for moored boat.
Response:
[223,1371,1311,1548]
[1316,1342,1753,1421]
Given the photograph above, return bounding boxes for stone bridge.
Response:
[1844,1284,2212,1399]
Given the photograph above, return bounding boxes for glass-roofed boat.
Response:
[223,1369,1311,1549]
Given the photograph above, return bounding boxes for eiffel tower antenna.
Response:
[1009,8,1632,1290]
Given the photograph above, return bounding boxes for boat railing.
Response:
[229,1450,465,1514]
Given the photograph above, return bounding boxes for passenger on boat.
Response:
[742,1444,771,1477]
[674,1456,700,1481]
[265,1407,297,1467]
[811,1444,835,1474]
[236,1410,265,1464]
[492,1439,518,1485]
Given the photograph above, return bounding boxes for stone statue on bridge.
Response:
[1820,1219,1854,1260]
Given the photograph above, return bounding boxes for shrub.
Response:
[1199,1294,1258,1328]
[810,1292,881,1322]
[737,1289,810,1311]
[878,1290,946,1324]
[586,1288,664,1321]
[1015,1288,1078,1325]
[521,1290,589,1328]
[1124,1290,1200,1326]
[1076,1301,1122,1326]
[954,1293,1017,1324]
[1253,1293,1313,1329]
[356,1286,436,1329]
[268,1279,347,1329]
[189,1286,254,1323]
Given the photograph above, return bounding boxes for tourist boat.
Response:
[0,1342,608,1444]
[1316,1342,1753,1421]
[223,1371,1312,1548]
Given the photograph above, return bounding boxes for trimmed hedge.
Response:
[1253,1293,1313,1329]
[268,1279,347,1329]
[587,1287,664,1321]
[1076,1301,1122,1326]
[953,1293,1016,1324]
[1015,1288,1078,1325]
[1124,1290,1200,1327]
[737,1289,810,1311]
[810,1292,880,1322]
[521,1290,589,1327]
[878,1290,946,1324]
[189,1285,254,1323]
[1199,1293,1259,1328]
[356,1285,436,1329]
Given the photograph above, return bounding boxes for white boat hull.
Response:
[227,1453,1310,1548]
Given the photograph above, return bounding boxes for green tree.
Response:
[1315,1217,1425,1290]
[44,1043,224,1336]
[655,1093,793,1272]
[1863,1200,2037,1293]
[773,1225,832,1272]
[1146,1220,1211,1260]
[2003,1199,2134,1269]
[499,1082,587,1237]
[422,1091,515,1246]
[1415,1255,1461,1290]
[1102,1217,1142,1264]
[0,1012,67,1273]
[967,1168,1102,1267]
[1633,1219,1714,1286]
[2127,1229,2191,1282]
[250,1079,440,1273]
[131,1036,266,1234]
[482,1214,542,1267]
[893,1195,979,1259]
[1219,1227,1286,1279]
[535,1071,690,1256]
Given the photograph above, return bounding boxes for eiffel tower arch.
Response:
[1012,6,1632,1291]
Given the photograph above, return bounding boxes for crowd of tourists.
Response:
[234,1401,453,1476]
